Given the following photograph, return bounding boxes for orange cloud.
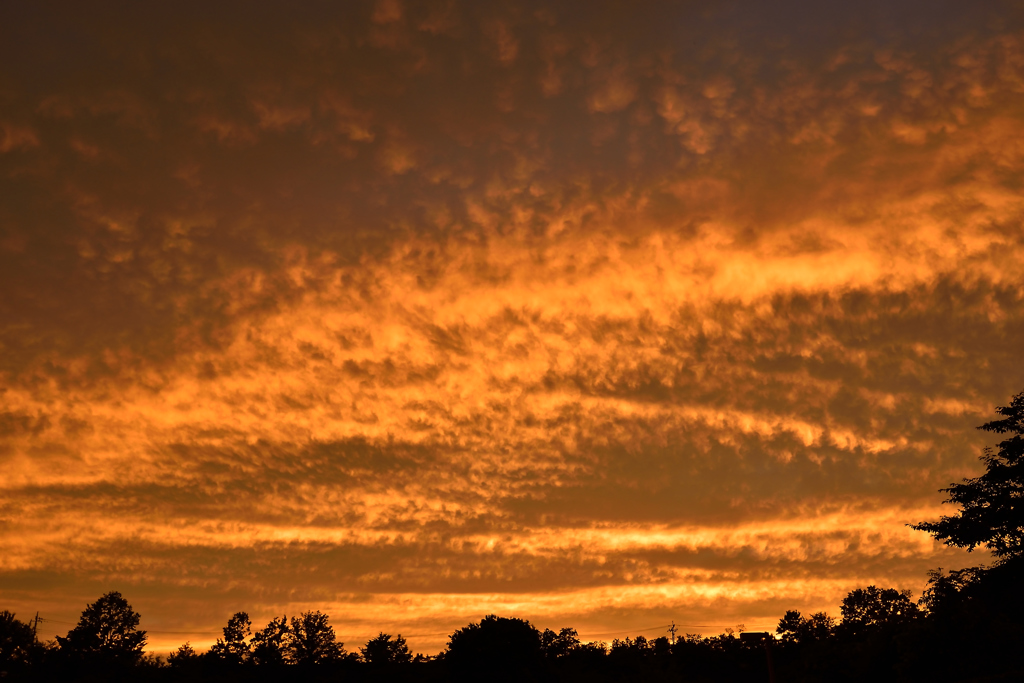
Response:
[2,0,1023,658]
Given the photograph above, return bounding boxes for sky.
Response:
[2,0,1024,657]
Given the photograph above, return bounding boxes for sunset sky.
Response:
[2,0,1024,656]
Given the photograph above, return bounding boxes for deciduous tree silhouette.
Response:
[361,632,412,665]
[776,610,835,644]
[540,626,581,659]
[167,641,200,668]
[918,566,986,617]
[288,610,344,665]
[912,390,1024,559]
[838,585,918,635]
[446,615,542,681]
[208,611,252,664]
[251,615,290,665]
[0,611,37,671]
[55,591,146,665]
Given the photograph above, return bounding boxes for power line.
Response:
[39,616,448,640]
[37,615,778,642]
[337,630,452,639]
[579,624,671,638]
[38,617,222,637]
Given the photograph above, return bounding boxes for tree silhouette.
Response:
[912,390,1024,559]
[0,611,37,670]
[361,632,412,665]
[55,591,146,665]
[540,626,581,659]
[918,566,986,617]
[288,610,343,665]
[251,615,290,666]
[776,610,835,644]
[446,615,542,681]
[838,586,918,635]
[167,641,200,668]
[208,611,251,664]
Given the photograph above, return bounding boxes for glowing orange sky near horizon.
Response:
[2,0,1024,656]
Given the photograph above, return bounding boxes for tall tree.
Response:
[208,612,252,664]
[55,591,147,665]
[0,611,38,669]
[912,390,1024,559]
[288,611,343,665]
[251,616,290,666]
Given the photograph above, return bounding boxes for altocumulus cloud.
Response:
[2,0,1024,654]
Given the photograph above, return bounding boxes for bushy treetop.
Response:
[913,391,1024,559]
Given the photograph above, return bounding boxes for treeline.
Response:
[1,560,1022,683]
[4,390,1023,682]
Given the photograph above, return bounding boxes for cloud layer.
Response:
[2,0,1023,655]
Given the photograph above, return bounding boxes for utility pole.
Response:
[668,621,678,645]
[32,612,40,640]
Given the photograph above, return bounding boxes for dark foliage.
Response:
[445,615,542,682]
[166,641,199,669]
[0,611,39,673]
[912,390,1024,558]
[8,579,1024,683]
[54,591,147,668]
[362,632,413,666]
[250,616,289,666]
[539,626,581,660]
[288,610,345,665]
[837,585,919,637]
[208,612,252,665]
[777,609,835,645]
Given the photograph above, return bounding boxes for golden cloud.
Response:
[2,0,1023,657]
